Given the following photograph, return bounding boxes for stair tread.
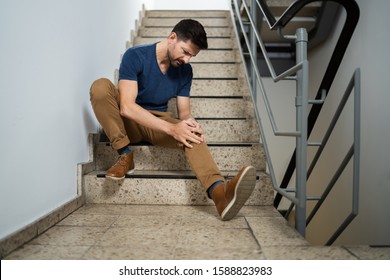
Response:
[143,18,231,27]
[139,27,233,38]
[96,141,259,146]
[145,10,230,18]
[84,170,273,206]
[82,9,274,207]
[133,37,234,49]
[90,169,267,177]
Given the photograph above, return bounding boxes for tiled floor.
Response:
[4,204,390,260]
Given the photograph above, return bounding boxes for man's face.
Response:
[167,32,200,67]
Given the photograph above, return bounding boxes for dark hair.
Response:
[172,19,208,50]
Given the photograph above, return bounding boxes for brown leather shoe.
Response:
[106,153,135,180]
[211,166,256,221]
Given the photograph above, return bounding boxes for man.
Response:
[90,19,256,221]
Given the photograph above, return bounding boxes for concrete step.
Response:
[97,118,259,143]
[138,27,233,38]
[191,79,248,97]
[83,170,274,206]
[167,96,255,118]
[194,118,260,142]
[125,46,238,63]
[142,17,231,27]
[94,142,266,172]
[145,10,230,18]
[191,49,238,63]
[133,37,235,49]
[192,63,238,79]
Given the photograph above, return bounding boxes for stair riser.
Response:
[133,38,235,49]
[83,173,273,206]
[139,27,233,38]
[192,50,238,63]
[94,144,266,172]
[198,119,260,142]
[192,63,240,78]
[99,119,259,143]
[143,18,230,27]
[191,80,247,97]
[145,11,230,18]
[168,98,254,118]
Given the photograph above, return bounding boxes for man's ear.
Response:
[168,32,177,41]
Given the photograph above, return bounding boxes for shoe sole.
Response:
[105,168,135,181]
[221,166,256,221]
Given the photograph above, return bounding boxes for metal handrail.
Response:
[230,0,360,242]
[231,0,310,235]
[273,0,360,208]
[231,0,304,206]
[310,69,360,245]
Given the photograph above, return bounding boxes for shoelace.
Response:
[114,154,128,167]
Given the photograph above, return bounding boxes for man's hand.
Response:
[170,118,205,148]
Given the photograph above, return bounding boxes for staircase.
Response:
[4,7,387,262]
[83,10,274,209]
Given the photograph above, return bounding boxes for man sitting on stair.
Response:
[89,19,256,221]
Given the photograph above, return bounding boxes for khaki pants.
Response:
[90,78,224,190]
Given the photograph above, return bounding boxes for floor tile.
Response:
[246,216,309,246]
[239,206,282,217]
[180,215,249,229]
[29,226,109,246]
[176,228,259,250]
[4,244,90,260]
[82,245,176,260]
[173,247,265,260]
[344,245,390,260]
[112,215,183,228]
[58,213,119,227]
[3,205,386,260]
[97,226,180,248]
[261,245,358,260]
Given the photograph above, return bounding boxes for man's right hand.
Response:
[170,120,205,148]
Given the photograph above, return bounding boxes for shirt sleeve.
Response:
[177,64,193,97]
[119,48,142,81]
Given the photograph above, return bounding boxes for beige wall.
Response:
[258,0,390,245]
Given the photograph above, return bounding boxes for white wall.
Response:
[0,0,152,239]
[259,0,390,245]
[0,0,230,241]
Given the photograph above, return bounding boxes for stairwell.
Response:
[83,10,274,207]
[4,9,384,260]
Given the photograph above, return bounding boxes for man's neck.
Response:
[156,40,170,74]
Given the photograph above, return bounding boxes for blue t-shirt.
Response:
[119,43,193,112]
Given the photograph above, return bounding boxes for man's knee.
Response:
[90,78,116,101]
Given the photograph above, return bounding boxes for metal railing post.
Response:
[295,28,309,237]
[250,0,258,102]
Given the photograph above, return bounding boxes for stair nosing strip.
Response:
[195,117,247,120]
[101,142,256,147]
[144,26,230,28]
[139,36,232,39]
[95,173,260,180]
[191,62,236,64]
[189,96,243,99]
[193,78,238,80]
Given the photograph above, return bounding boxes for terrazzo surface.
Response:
[4,204,390,260]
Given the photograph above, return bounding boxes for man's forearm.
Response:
[120,103,174,136]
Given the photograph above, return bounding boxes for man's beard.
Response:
[168,51,182,67]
